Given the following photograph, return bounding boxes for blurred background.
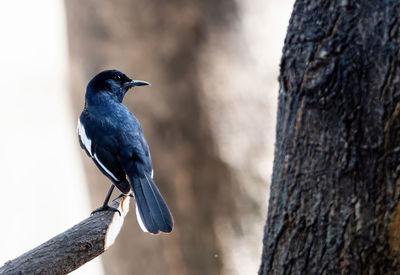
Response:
[0,0,293,274]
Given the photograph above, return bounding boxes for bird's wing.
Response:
[78,114,126,185]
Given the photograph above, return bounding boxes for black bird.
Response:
[77,69,173,234]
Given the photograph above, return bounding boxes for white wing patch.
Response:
[151,169,154,179]
[78,118,119,182]
[77,119,93,157]
[135,202,149,233]
[94,153,119,181]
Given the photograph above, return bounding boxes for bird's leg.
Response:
[102,184,115,205]
[91,184,121,216]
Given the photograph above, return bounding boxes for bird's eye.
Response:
[114,75,122,81]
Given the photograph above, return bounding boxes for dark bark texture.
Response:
[260,1,400,274]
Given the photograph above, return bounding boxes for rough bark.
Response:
[0,196,130,275]
[260,1,400,274]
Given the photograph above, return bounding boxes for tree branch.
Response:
[0,195,130,275]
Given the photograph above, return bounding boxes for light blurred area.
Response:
[0,0,293,274]
[199,1,294,274]
[0,0,103,274]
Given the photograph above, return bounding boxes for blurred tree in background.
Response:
[65,1,235,274]
[65,0,292,274]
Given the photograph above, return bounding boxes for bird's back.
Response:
[81,102,172,234]
[79,69,173,234]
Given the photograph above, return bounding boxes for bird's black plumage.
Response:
[77,69,173,234]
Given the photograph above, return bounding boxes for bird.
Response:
[77,69,173,234]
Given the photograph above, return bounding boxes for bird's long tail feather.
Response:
[129,174,173,234]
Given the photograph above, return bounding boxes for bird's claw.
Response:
[91,204,121,216]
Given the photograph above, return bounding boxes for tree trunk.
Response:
[259,1,400,274]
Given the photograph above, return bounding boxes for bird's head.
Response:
[85,69,150,105]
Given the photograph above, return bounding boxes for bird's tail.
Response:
[128,173,173,234]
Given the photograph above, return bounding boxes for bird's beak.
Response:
[133,80,151,86]
[124,80,151,89]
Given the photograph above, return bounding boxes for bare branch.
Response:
[0,196,130,275]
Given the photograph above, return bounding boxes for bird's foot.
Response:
[91,204,121,216]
